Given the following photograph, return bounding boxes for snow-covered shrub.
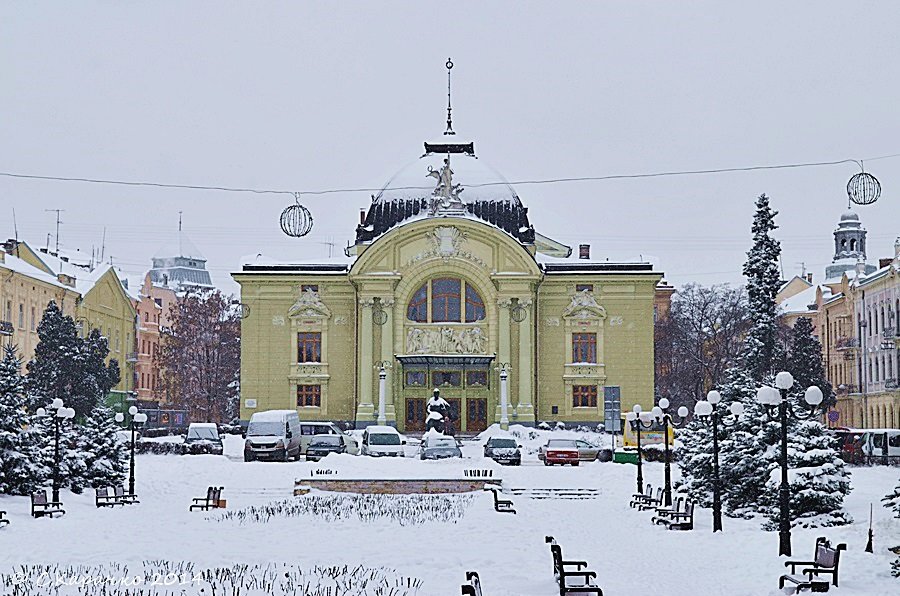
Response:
[0,345,48,494]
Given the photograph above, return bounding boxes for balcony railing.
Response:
[883,327,897,339]
[836,384,858,394]
[835,336,859,350]
[886,378,899,390]
[125,352,138,363]
[0,320,12,336]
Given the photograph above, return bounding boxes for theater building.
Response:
[234,133,664,432]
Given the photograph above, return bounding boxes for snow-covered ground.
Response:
[0,433,897,595]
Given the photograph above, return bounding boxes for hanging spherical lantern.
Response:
[847,171,881,206]
[280,193,314,237]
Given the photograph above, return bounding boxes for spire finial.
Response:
[444,58,455,136]
[178,211,183,232]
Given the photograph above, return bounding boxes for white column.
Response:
[355,298,375,423]
[379,298,395,423]
[516,299,535,423]
[499,368,509,430]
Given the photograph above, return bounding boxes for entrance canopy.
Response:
[395,354,496,367]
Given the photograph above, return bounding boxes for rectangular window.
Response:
[432,370,461,387]
[464,284,485,322]
[5,301,10,321]
[572,385,598,408]
[431,278,461,323]
[297,332,322,363]
[575,284,593,292]
[301,284,319,293]
[297,385,321,407]
[30,307,35,331]
[18,304,24,328]
[405,370,427,387]
[465,370,488,387]
[572,333,597,363]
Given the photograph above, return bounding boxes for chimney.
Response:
[359,209,366,226]
[0,247,5,264]
[579,244,590,260]
[879,258,892,269]
[806,273,813,283]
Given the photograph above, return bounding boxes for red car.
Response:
[543,439,580,466]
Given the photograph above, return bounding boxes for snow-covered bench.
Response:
[95,487,124,507]
[190,486,223,511]
[30,490,65,518]
[651,496,685,525]
[0,510,8,526]
[544,536,603,596]
[114,485,139,505]
[460,570,482,595]
[484,486,515,514]
[658,501,694,531]
[779,537,846,593]
[634,487,664,511]
[628,484,656,508]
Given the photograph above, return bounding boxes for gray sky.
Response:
[3,1,899,296]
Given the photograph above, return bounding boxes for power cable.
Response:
[2,152,899,197]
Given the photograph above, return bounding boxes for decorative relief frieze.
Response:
[289,288,332,319]
[609,316,624,326]
[272,315,285,326]
[405,326,488,354]
[545,317,561,327]
[562,290,607,320]
[402,225,487,269]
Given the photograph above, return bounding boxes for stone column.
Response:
[355,298,375,423]
[516,299,535,423]
[495,298,512,423]
[379,298,396,424]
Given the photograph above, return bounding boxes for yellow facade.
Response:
[0,248,80,367]
[235,218,661,432]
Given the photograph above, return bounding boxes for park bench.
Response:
[190,486,224,511]
[628,484,653,508]
[30,490,65,518]
[484,486,516,514]
[95,487,125,508]
[634,488,664,511]
[657,501,694,531]
[650,496,684,524]
[114,485,139,505]
[460,570,483,595]
[779,537,847,593]
[544,536,603,596]
[0,510,8,527]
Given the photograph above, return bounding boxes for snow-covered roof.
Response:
[249,410,297,421]
[0,251,76,291]
[779,284,827,315]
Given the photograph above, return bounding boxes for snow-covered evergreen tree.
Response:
[786,317,834,408]
[0,345,48,494]
[25,301,81,413]
[882,477,900,576]
[76,404,127,489]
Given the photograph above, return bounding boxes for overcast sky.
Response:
[3,2,899,296]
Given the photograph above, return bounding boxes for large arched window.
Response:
[407,278,485,323]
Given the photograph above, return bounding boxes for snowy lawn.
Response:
[0,435,897,595]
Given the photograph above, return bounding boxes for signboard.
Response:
[603,386,621,433]
[245,398,258,409]
[828,410,840,423]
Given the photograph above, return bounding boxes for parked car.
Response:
[361,425,406,457]
[419,434,463,460]
[483,437,521,465]
[298,422,360,455]
[184,423,224,455]
[542,439,580,466]
[243,410,302,462]
[538,438,603,462]
[305,434,348,461]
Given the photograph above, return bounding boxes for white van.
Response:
[298,422,359,456]
[361,425,406,457]
[860,429,900,461]
[244,410,301,462]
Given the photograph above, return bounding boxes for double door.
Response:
[404,397,488,433]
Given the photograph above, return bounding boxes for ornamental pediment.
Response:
[562,290,607,320]
[405,326,488,354]
[288,288,331,319]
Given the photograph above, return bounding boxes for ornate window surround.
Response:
[288,287,332,414]
[562,289,607,416]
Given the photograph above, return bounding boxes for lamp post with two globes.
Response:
[624,404,655,495]
[755,371,825,556]
[692,390,744,532]
[115,406,148,497]
[35,398,76,503]
[651,398,690,507]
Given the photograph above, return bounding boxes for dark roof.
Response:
[542,262,656,274]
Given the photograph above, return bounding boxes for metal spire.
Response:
[444,58,455,136]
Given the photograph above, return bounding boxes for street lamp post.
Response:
[755,371,825,556]
[496,363,511,430]
[35,398,75,503]
[651,398,690,507]
[693,390,744,532]
[625,405,654,494]
[115,406,148,496]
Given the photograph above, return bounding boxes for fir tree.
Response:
[786,317,834,408]
[25,301,81,413]
[76,404,127,489]
[0,345,47,494]
[882,478,900,576]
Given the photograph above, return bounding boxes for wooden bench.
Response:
[779,537,846,592]
[460,570,483,596]
[634,488,664,511]
[190,486,223,511]
[658,501,693,531]
[628,484,653,508]
[95,487,124,508]
[0,511,8,527]
[651,496,684,525]
[114,485,139,505]
[30,490,65,518]
[484,487,516,514]
[545,536,603,596]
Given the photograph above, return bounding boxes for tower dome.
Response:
[826,208,875,279]
[355,138,535,245]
